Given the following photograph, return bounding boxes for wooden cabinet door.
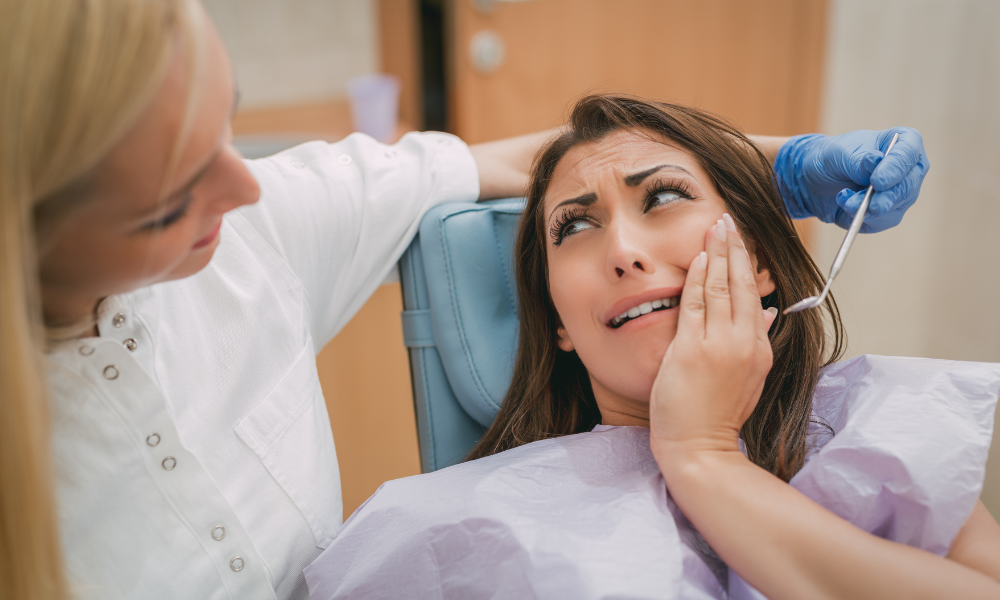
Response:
[450,0,827,143]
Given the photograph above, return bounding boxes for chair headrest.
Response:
[417,199,524,427]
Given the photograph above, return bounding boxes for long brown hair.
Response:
[467,95,845,481]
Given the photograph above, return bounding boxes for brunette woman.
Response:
[307,96,999,599]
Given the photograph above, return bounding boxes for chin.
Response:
[620,370,658,403]
[165,240,220,282]
[581,350,662,405]
[590,371,657,407]
[571,320,675,403]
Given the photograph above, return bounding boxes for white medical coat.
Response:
[45,132,479,600]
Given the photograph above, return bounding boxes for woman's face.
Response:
[37,11,260,326]
[543,129,774,424]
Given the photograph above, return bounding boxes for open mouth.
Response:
[609,296,680,328]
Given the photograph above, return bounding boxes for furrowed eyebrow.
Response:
[547,192,598,222]
[624,164,693,187]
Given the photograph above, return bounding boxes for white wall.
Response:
[203,0,379,109]
[817,0,1000,516]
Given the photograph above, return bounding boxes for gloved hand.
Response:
[773,128,929,232]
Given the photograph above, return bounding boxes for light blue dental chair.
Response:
[398,198,525,472]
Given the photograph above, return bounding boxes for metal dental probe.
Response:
[783,132,901,315]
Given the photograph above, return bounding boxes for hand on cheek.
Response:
[648,214,776,463]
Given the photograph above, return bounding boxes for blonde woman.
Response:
[0,0,928,598]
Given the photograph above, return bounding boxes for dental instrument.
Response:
[783,132,900,315]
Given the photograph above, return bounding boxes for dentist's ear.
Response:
[556,318,575,352]
[746,238,776,298]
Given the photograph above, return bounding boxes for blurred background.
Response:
[203,0,1000,520]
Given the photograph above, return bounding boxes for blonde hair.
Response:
[0,0,201,597]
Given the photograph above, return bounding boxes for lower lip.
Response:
[608,306,679,332]
[192,220,223,249]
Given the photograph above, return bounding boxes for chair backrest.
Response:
[399,198,525,471]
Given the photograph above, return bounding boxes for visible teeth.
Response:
[611,296,682,327]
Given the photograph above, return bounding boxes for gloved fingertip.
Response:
[867,193,892,217]
[839,189,868,216]
[861,151,882,174]
[871,161,906,189]
[835,188,854,211]
[846,151,878,186]
[873,131,922,188]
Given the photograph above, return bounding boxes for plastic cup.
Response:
[346,74,401,143]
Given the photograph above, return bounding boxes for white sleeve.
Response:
[236,131,480,349]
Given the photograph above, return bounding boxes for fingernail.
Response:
[723,213,738,233]
[715,220,727,241]
[696,251,707,269]
[766,307,778,316]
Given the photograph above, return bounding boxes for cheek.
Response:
[548,251,599,339]
[145,224,204,269]
[576,317,676,404]
[650,212,718,267]
[39,218,202,296]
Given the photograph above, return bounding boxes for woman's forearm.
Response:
[653,444,1000,600]
[948,501,1000,582]
[747,134,788,165]
[469,128,563,200]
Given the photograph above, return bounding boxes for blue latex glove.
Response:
[773,128,929,232]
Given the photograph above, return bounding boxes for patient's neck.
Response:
[601,408,650,428]
[591,376,651,428]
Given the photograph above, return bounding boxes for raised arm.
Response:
[747,134,788,164]
[468,128,562,200]
[649,217,1000,599]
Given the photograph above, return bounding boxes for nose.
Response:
[205,144,261,215]
[606,222,655,281]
